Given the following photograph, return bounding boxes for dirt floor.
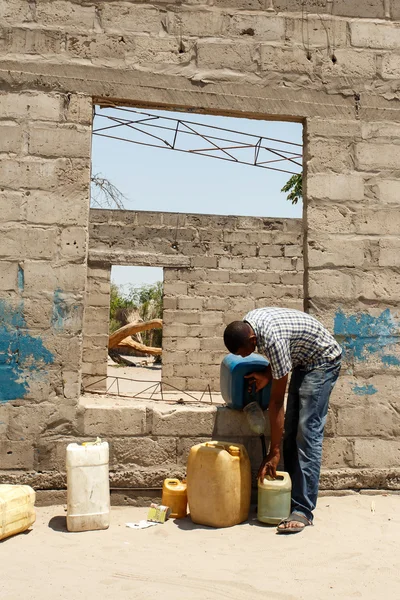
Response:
[2,495,399,600]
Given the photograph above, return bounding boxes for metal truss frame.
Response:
[93,106,303,176]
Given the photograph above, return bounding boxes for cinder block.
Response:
[199,311,224,326]
[258,245,283,257]
[322,438,354,469]
[284,245,302,258]
[129,37,184,66]
[321,49,376,79]
[174,364,201,377]
[269,257,294,271]
[308,270,355,300]
[101,3,163,33]
[64,93,93,125]
[354,439,400,468]
[289,16,347,47]
[191,256,218,268]
[0,92,62,121]
[307,140,354,173]
[337,403,400,439]
[350,22,400,50]
[60,226,87,260]
[111,437,177,468]
[36,0,96,30]
[307,205,355,234]
[0,158,59,191]
[167,9,224,37]
[1,0,34,24]
[0,261,18,291]
[353,208,400,236]
[224,14,285,41]
[177,297,203,310]
[0,191,24,222]
[333,0,385,18]
[197,40,257,71]
[151,405,217,436]
[163,282,188,296]
[82,405,146,436]
[26,190,89,226]
[355,143,400,171]
[175,337,201,351]
[0,441,34,469]
[260,45,315,74]
[307,174,364,202]
[375,179,400,205]
[0,124,23,154]
[29,125,91,159]
[0,404,9,436]
[218,257,243,269]
[306,118,362,140]
[379,239,400,267]
[0,27,64,55]
[66,34,136,61]
[308,236,366,268]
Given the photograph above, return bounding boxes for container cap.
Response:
[228,445,241,457]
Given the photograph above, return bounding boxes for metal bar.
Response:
[98,106,303,147]
[177,120,238,162]
[95,112,302,163]
[96,113,301,156]
[149,382,160,400]
[93,133,300,175]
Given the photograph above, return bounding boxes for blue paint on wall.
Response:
[51,288,80,331]
[352,384,378,396]
[0,299,54,403]
[51,288,69,331]
[334,309,400,365]
[18,265,24,291]
[381,355,400,367]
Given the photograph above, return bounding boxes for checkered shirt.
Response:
[244,307,342,379]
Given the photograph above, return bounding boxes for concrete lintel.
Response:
[88,249,191,268]
[0,59,355,121]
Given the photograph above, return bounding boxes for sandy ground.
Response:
[2,495,399,600]
[105,359,223,404]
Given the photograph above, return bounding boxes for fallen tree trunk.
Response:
[108,319,163,349]
[116,337,162,356]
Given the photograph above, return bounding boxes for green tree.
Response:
[109,281,163,347]
[281,173,302,205]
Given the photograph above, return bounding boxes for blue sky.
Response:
[91,107,303,290]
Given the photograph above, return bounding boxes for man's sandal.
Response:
[277,512,313,534]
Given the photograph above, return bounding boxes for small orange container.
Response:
[161,479,187,519]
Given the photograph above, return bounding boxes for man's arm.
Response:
[258,373,288,480]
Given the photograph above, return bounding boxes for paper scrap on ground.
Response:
[126,520,160,529]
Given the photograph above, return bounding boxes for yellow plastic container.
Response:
[0,484,36,541]
[187,441,251,528]
[257,471,292,525]
[161,479,187,519]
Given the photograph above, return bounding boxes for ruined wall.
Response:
[85,209,303,392]
[1,0,400,495]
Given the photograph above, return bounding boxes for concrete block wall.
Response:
[86,209,303,391]
[1,0,400,494]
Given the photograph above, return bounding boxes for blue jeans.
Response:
[283,359,341,522]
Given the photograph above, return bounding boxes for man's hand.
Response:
[244,369,270,392]
[258,450,280,480]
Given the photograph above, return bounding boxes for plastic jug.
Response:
[161,478,187,519]
[187,441,251,528]
[220,353,271,410]
[0,484,36,541]
[66,440,110,532]
[257,471,292,525]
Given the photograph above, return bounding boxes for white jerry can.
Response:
[66,441,110,532]
[0,484,36,541]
